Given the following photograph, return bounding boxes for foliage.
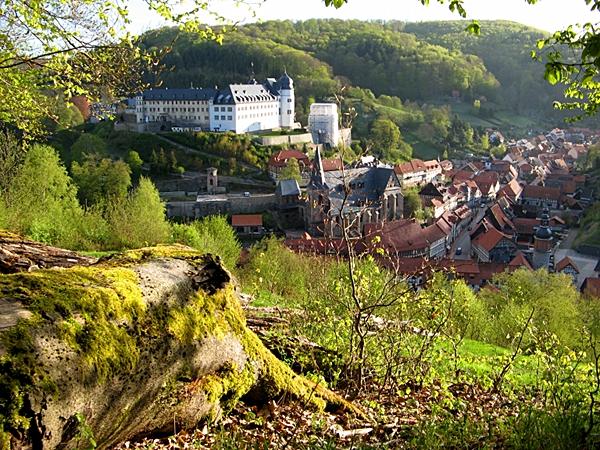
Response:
[278,157,302,182]
[0,129,24,195]
[71,154,132,207]
[125,150,144,180]
[326,1,600,120]
[171,216,241,270]
[403,187,424,219]
[106,177,170,249]
[476,269,582,351]
[2,144,86,248]
[69,133,108,166]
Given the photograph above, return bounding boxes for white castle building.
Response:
[128,73,296,134]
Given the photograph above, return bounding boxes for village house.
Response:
[485,203,516,237]
[418,182,460,219]
[322,158,345,172]
[268,149,311,180]
[471,225,517,263]
[231,214,264,235]
[364,217,452,260]
[472,171,501,203]
[581,277,600,298]
[488,160,518,184]
[275,179,302,227]
[497,179,523,202]
[521,185,561,211]
[394,159,442,187]
[454,180,482,207]
[555,256,580,284]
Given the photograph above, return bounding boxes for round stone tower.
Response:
[278,72,295,129]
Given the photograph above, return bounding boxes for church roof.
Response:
[320,167,401,215]
[308,147,327,189]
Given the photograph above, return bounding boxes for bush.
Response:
[106,177,170,249]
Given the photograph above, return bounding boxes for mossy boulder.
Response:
[0,243,353,449]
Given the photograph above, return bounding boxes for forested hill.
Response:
[401,20,563,115]
[140,19,565,119]
[140,20,499,120]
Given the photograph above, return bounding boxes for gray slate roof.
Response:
[142,88,217,101]
[276,179,301,197]
[215,84,278,105]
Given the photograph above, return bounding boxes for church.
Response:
[306,149,404,238]
[128,72,295,133]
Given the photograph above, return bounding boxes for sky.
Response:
[128,0,597,35]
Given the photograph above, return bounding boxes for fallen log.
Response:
[0,231,96,274]
[0,239,357,449]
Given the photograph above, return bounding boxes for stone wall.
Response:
[258,133,313,146]
[167,194,277,218]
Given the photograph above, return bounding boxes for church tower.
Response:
[306,147,329,235]
[532,209,553,270]
[277,71,295,129]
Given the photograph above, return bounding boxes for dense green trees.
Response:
[69,133,108,166]
[2,144,85,247]
[369,118,413,162]
[71,155,132,207]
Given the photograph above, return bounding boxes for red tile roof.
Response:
[394,159,426,175]
[488,203,515,231]
[556,256,580,273]
[499,179,523,200]
[513,218,539,235]
[268,150,310,168]
[322,158,344,172]
[231,214,263,227]
[522,185,561,201]
[509,251,532,270]
[364,219,429,253]
[472,226,512,252]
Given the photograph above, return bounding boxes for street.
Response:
[450,204,488,260]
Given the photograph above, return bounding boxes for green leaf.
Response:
[465,21,480,35]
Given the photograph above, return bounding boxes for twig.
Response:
[492,307,535,393]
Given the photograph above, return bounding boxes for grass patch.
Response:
[437,338,541,388]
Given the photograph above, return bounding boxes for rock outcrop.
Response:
[0,240,352,449]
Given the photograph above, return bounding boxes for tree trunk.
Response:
[0,237,355,449]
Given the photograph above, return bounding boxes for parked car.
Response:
[456,247,462,256]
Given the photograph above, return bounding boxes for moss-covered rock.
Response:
[0,243,355,450]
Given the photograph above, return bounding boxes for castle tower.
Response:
[206,167,218,194]
[532,209,553,270]
[277,71,295,129]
